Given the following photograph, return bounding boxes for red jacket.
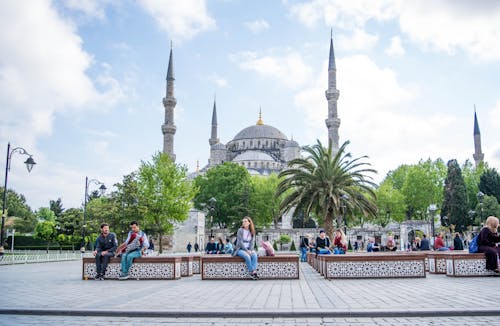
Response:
[334,236,347,251]
[434,237,445,249]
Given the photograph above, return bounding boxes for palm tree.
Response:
[276,140,378,239]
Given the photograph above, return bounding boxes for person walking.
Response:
[453,233,464,251]
[233,216,259,280]
[194,242,199,252]
[299,234,311,262]
[93,223,117,280]
[187,242,192,253]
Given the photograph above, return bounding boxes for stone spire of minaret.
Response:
[209,95,219,146]
[325,30,341,152]
[162,41,177,161]
[473,106,484,167]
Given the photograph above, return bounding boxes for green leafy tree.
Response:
[49,198,64,217]
[138,153,197,253]
[0,187,35,233]
[374,179,406,226]
[462,160,486,210]
[292,208,317,228]
[476,194,500,223]
[249,174,282,228]
[56,207,83,249]
[441,159,469,232]
[34,220,56,250]
[37,207,56,222]
[276,140,377,239]
[193,162,252,230]
[400,159,446,220]
[479,167,500,203]
[86,197,121,243]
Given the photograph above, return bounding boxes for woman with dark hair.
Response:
[233,216,259,279]
[478,216,500,273]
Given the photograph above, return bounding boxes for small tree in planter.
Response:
[290,240,297,251]
[279,234,291,251]
[273,240,278,251]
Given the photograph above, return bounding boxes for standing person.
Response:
[315,230,331,255]
[186,242,192,253]
[233,216,259,280]
[333,229,347,254]
[194,242,199,252]
[453,233,464,251]
[299,234,311,262]
[353,241,359,252]
[147,237,155,256]
[118,221,149,280]
[478,216,500,273]
[93,223,118,280]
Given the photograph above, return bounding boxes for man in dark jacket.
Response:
[453,233,464,250]
[93,223,118,280]
[419,234,430,250]
[205,237,218,254]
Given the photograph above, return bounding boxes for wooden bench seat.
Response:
[443,252,497,277]
[201,254,299,280]
[320,252,427,279]
[82,256,181,280]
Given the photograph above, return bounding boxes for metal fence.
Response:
[0,250,91,265]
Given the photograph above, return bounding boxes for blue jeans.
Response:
[120,249,142,276]
[318,248,331,255]
[300,247,308,262]
[236,249,258,273]
[334,247,345,254]
[437,247,450,251]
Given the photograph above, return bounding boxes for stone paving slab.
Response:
[0,260,499,318]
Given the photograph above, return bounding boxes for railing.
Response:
[0,250,92,265]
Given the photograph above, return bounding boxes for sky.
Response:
[1,0,500,211]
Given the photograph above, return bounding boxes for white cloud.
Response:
[64,0,107,20]
[385,36,405,57]
[232,51,313,89]
[337,28,379,51]
[207,73,228,87]
[490,100,500,127]
[287,0,500,61]
[139,0,216,41]
[0,0,123,148]
[244,19,270,34]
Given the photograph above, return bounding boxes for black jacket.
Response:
[96,233,118,254]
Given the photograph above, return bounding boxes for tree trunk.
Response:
[324,212,334,240]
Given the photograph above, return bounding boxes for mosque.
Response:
[158,34,485,252]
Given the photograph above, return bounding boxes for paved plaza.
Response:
[0,259,499,325]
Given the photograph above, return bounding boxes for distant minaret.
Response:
[325,31,341,152]
[473,107,484,167]
[209,96,219,146]
[162,42,177,161]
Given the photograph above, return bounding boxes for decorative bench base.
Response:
[82,257,181,280]
[322,253,427,279]
[180,256,193,277]
[192,255,201,274]
[444,253,497,277]
[201,255,299,280]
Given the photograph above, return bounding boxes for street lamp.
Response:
[208,197,216,238]
[477,191,484,226]
[2,143,36,247]
[81,176,106,251]
[428,204,437,247]
[340,194,349,234]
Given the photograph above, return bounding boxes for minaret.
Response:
[473,107,484,167]
[209,96,219,146]
[325,31,341,152]
[162,42,177,161]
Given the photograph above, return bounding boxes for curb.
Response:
[1,309,500,318]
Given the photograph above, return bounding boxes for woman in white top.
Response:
[232,216,259,279]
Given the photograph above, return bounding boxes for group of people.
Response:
[299,229,348,261]
[93,220,150,280]
[204,236,234,255]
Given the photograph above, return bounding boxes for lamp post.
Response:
[428,204,437,247]
[208,197,217,238]
[81,176,106,251]
[340,194,349,235]
[2,143,36,247]
[477,191,484,227]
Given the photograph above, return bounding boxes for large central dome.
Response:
[233,124,288,141]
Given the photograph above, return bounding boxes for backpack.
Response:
[468,234,479,253]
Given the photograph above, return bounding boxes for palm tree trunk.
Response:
[324,212,334,240]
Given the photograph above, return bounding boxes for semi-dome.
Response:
[232,124,288,141]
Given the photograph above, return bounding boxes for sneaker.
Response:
[118,274,129,280]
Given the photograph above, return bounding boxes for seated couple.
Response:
[315,229,347,255]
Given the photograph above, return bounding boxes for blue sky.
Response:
[1,0,500,210]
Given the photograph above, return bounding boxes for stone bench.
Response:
[180,255,193,277]
[320,252,427,279]
[443,252,497,277]
[82,256,181,280]
[201,254,299,280]
[192,255,201,274]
